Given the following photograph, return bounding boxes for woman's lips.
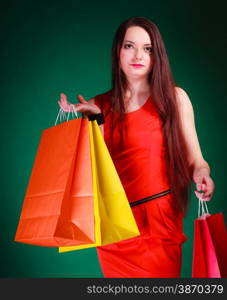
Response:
[131,64,144,68]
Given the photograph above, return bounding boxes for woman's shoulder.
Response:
[174,86,193,112]
[174,86,189,98]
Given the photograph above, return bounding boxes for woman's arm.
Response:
[175,87,215,201]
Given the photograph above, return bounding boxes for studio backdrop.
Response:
[0,0,226,277]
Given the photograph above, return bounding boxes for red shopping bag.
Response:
[206,212,227,277]
[14,116,95,247]
[192,200,227,278]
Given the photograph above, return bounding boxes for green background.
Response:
[1,0,226,278]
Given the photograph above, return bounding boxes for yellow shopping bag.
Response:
[59,120,140,252]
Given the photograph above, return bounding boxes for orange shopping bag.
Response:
[14,108,95,247]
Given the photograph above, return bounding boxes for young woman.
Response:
[58,17,215,278]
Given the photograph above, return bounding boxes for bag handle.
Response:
[55,104,79,126]
[198,198,210,219]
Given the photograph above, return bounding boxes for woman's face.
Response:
[119,26,153,79]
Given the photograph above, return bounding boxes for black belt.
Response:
[130,189,172,207]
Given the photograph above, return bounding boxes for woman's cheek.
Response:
[120,51,127,63]
[120,53,129,71]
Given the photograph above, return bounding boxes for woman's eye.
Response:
[145,47,153,53]
[124,44,133,49]
[124,44,153,53]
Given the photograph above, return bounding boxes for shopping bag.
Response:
[14,108,95,247]
[206,212,227,277]
[59,120,140,252]
[192,200,227,277]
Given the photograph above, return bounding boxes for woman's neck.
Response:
[125,78,150,100]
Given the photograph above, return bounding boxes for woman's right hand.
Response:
[58,93,101,116]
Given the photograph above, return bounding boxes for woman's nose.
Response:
[135,49,143,60]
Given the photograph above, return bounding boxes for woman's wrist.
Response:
[88,112,105,125]
[192,164,210,182]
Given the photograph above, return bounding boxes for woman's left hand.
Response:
[193,168,215,201]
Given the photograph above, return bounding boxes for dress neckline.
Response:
[124,95,151,115]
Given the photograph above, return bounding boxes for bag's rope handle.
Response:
[71,104,78,119]
[55,104,78,125]
[198,198,209,218]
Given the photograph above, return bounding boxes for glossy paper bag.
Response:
[192,200,227,278]
[15,118,94,247]
[59,120,140,252]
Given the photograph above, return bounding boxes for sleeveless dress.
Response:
[94,90,188,278]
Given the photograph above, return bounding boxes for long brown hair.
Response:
[108,16,192,216]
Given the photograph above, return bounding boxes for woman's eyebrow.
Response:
[124,40,152,46]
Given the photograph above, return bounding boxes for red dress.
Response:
[94,90,188,278]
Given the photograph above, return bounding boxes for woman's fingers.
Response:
[195,176,215,199]
[194,190,212,202]
[58,98,72,112]
[202,178,215,197]
[77,94,87,104]
[60,93,67,103]
[194,178,214,201]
